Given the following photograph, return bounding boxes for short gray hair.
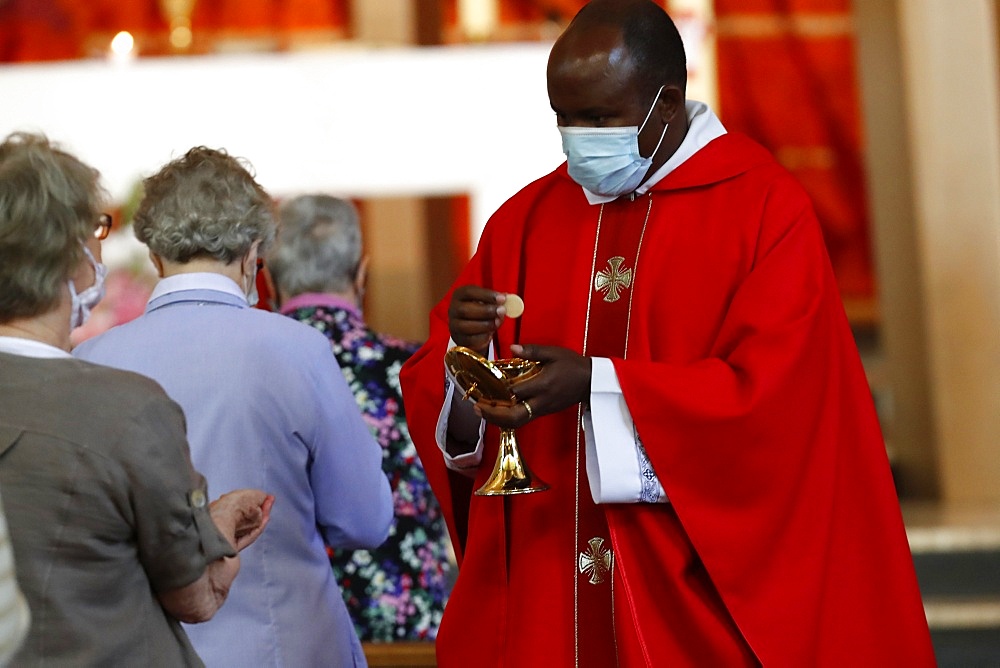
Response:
[268,194,362,297]
[134,146,275,264]
[0,132,105,323]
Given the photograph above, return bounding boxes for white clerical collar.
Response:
[580,100,728,205]
[0,336,71,359]
[149,272,248,304]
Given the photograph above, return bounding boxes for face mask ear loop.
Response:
[69,243,99,307]
[78,243,108,290]
[637,85,669,159]
[648,121,670,160]
[637,84,667,134]
[81,244,98,265]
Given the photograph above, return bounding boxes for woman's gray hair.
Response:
[0,132,105,323]
[268,194,362,297]
[134,147,275,264]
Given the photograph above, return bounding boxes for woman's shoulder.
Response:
[69,357,171,400]
[239,308,341,361]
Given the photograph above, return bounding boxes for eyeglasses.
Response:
[94,213,112,241]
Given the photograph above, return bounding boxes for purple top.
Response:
[75,273,392,668]
[281,294,452,642]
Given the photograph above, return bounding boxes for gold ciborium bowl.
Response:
[444,346,549,496]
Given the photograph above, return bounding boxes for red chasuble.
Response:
[400,132,935,667]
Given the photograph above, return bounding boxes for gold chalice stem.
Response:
[475,426,549,496]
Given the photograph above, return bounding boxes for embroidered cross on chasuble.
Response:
[574,194,654,666]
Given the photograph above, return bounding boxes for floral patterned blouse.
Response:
[280,293,451,642]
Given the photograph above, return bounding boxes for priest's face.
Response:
[546,24,665,158]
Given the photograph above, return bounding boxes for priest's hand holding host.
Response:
[447,285,591,435]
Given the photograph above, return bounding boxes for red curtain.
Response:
[438,1,669,34]
[0,0,350,62]
[439,0,577,26]
[714,0,874,302]
[191,0,349,32]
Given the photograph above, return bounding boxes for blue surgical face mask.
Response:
[68,245,108,329]
[559,85,669,198]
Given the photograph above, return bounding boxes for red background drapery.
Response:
[714,0,874,301]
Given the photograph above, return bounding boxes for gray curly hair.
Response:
[0,132,105,322]
[134,146,275,264]
[268,194,362,297]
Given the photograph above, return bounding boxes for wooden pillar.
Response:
[852,0,939,497]
[350,0,415,44]
[360,197,433,342]
[885,0,1000,502]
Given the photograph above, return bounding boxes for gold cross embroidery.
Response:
[594,256,632,303]
[578,537,613,585]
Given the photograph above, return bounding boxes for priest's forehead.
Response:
[547,24,647,123]
[548,0,687,101]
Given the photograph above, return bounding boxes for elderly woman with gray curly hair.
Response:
[0,132,272,667]
[75,147,393,668]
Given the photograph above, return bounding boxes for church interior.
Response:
[1,0,998,664]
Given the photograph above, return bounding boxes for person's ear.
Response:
[659,85,685,124]
[242,240,262,277]
[148,250,165,278]
[354,255,370,302]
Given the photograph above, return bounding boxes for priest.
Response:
[400,1,935,665]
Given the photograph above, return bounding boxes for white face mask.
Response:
[68,245,108,329]
[559,85,669,198]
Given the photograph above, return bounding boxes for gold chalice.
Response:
[444,346,549,496]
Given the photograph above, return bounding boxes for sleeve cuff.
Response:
[192,488,237,564]
[436,339,486,472]
[586,358,668,505]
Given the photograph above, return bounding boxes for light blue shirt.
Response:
[74,273,393,668]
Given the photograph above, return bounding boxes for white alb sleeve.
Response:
[585,357,668,504]
[435,339,489,472]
